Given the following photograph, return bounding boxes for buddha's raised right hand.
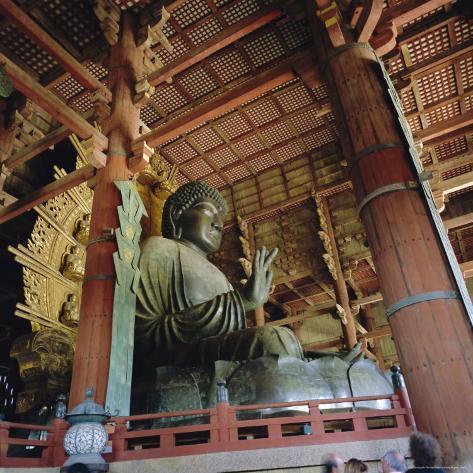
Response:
[240,246,278,312]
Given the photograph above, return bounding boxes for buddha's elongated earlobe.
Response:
[169,205,182,239]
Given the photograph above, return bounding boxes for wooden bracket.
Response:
[137,7,173,77]
[370,20,397,57]
[90,89,111,121]
[133,78,155,108]
[129,140,153,174]
[317,2,345,48]
[81,136,107,169]
[94,0,121,46]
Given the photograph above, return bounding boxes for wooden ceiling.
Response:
[1,0,473,360]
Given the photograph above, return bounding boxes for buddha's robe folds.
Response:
[135,237,303,367]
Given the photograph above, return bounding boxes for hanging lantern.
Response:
[0,65,13,98]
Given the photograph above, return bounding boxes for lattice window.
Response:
[261,121,295,146]
[233,134,266,158]
[113,0,146,9]
[54,76,84,100]
[221,0,260,26]
[178,67,219,99]
[441,164,473,181]
[173,0,212,28]
[303,128,335,150]
[217,113,253,139]
[449,186,473,198]
[465,94,473,111]
[278,19,311,50]
[156,36,190,65]
[243,31,286,68]
[209,147,240,168]
[209,49,251,84]
[386,55,405,74]
[140,103,161,126]
[214,0,233,7]
[190,128,225,152]
[417,66,456,107]
[311,83,329,102]
[175,170,190,186]
[70,93,93,113]
[204,173,227,189]
[434,136,468,161]
[188,16,224,46]
[401,88,418,114]
[276,84,313,113]
[274,141,305,162]
[454,19,473,45]
[248,152,276,172]
[407,115,422,133]
[459,57,473,92]
[163,140,199,164]
[0,24,57,76]
[406,26,450,65]
[424,101,461,126]
[85,61,108,81]
[245,99,281,127]
[162,21,177,38]
[152,84,189,114]
[290,106,325,133]
[182,158,214,179]
[40,0,102,48]
[225,163,252,182]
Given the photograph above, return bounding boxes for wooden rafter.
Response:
[134,61,299,148]
[147,6,282,87]
[0,0,111,101]
[415,109,473,143]
[0,165,95,224]
[381,0,452,29]
[0,52,107,150]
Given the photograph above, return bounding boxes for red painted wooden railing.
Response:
[0,393,415,468]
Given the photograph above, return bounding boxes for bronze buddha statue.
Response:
[133,181,393,415]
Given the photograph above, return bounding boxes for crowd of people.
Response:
[321,432,447,473]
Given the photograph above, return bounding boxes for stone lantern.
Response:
[62,388,110,472]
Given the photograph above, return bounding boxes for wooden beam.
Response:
[147,6,282,87]
[0,52,107,149]
[460,261,473,279]
[0,165,95,224]
[303,325,392,350]
[4,125,70,170]
[0,0,111,100]
[134,61,298,148]
[414,110,473,143]
[444,212,473,231]
[268,301,336,327]
[381,0,452,28]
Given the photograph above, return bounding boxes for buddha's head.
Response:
[162,181,228,255]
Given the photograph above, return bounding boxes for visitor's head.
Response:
[344,458,368,473]
[380,450,407,472]
[321,453,344,473]
[162,181,228,255]
[68,463,90,473]
[409,431,442,467]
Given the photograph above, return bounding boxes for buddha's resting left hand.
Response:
[241,246,278,312]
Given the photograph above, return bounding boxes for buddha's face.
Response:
[175,196,225,255]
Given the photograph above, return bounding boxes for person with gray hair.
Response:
[321,453,344,473]
[381,450,407,473]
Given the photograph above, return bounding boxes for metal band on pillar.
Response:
[83,274,115,284]
[386,291,460,318]
[358,181,418,215]
[349,142,404,171]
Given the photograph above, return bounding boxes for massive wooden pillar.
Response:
[69,14,140,408]
[321,43,473,465]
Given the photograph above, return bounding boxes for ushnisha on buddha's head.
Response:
[162,181,228,256]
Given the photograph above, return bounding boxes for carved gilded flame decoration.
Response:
[136,151,178,241]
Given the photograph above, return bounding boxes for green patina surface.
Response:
[106,181,147,416]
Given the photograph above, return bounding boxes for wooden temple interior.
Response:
[0,0,472,469]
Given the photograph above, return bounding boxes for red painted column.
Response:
[322,43,473,465]
[69,14,140,408]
